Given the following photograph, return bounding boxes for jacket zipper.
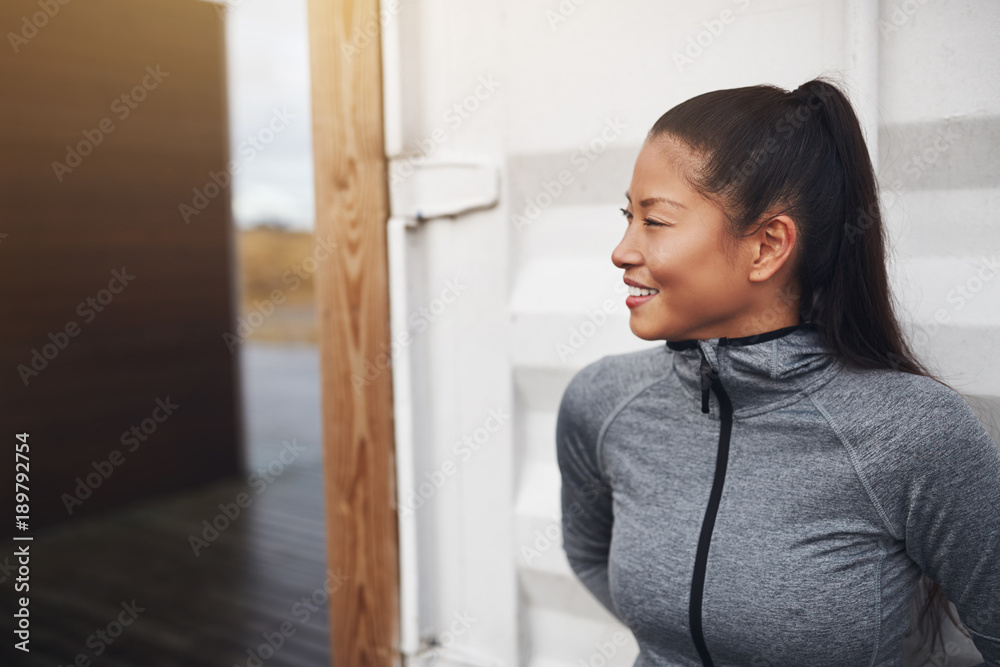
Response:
[689,344,734,667]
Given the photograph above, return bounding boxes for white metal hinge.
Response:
[388,159,499,224]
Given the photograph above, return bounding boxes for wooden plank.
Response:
[307,0,401,664]
[0,457,331,666]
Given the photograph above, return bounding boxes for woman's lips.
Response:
[625,292,657,309]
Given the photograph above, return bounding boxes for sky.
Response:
[223,0,315,230]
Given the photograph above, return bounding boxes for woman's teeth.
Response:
[627,286,659,297]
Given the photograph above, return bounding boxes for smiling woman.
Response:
[557,77,1000,667]
[614,132,802,343]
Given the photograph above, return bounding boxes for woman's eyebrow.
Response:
[624,191,687,209]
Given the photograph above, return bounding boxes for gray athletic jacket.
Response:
[556,322,1000,666]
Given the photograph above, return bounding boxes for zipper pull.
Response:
[699,351,712,414]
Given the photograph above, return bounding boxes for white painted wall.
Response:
[879,0,1000,406]
[383,1,1000,665]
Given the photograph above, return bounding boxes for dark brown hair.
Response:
[646,75,969,656]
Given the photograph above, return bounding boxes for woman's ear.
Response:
[748,214,797,283]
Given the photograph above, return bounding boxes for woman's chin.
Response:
[628,317,665,341]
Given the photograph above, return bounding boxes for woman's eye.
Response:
[620,207,668,227]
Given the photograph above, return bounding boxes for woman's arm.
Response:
[899,387,1000,666]
[555,364,623,623]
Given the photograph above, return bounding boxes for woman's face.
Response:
[612,135,780,342]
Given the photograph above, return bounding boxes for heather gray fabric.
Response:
[556,323,1000,667]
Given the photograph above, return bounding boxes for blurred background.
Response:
[1,0,999,666]
[1,0,329,665]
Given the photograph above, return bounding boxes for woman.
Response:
[555,78,1000,666]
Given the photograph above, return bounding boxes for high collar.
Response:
[664,322,842,417]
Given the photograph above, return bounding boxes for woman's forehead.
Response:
[630,140,707,206]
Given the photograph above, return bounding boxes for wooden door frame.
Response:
[308,0,400,664]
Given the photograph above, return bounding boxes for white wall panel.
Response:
[387,1,1000,664]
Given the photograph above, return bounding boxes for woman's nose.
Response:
[612,231,641,269]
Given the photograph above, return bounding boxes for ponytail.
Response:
[790,80,917,372]
[647,76,972,656]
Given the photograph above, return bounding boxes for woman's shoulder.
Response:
[813,363,1000,555]
[556,346,673,478]
[558,345,672,430]
[813,362,986,430]
[809,362,998,476]
[562,344,670,402]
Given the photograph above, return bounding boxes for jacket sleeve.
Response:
[898,386,1000,666]
[555,362,623,623]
